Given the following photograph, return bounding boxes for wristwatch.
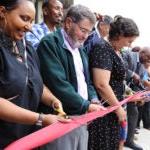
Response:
[36,113,43,126]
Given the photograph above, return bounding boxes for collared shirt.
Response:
[61,29,88,100]
[26,22,50,50]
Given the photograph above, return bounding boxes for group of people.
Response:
[122,46,150,150]
[0,0,150,150]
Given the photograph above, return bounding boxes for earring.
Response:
[0,14,3,19]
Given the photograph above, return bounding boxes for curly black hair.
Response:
[109,16,139,40]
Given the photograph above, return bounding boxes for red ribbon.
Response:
[5,91,150,150]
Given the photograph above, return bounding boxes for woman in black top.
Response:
[0,0,69,148]
[88,16,139,150]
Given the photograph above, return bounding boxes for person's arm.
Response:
[93,68,120,105]
[0,97,39,125]
[0,97,69,126]
[92,68,126,121]
[41,85,64,110]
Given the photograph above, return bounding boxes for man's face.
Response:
[98,23,110,38]
[47,0,63,24]
[66,18,94,48]
[139,50,150,68]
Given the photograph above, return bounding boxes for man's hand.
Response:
[129,94,147,103]
[88,104,106,112]
[132,73,140,84]
[91,99,101,104]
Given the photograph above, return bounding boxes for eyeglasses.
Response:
[74,22,93,36]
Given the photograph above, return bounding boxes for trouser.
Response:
[126,102,138,143]
[137,101,150,128]
[38,125,88,150]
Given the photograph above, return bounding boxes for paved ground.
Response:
[124,127,150,150]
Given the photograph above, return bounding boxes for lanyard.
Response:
[23,38,28,85]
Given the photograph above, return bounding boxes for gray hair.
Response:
[65,4,96,25]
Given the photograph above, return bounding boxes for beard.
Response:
[66,33,84,49]
[72,40,83,49]
[64,27,85,49]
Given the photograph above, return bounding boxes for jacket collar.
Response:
[53,28,84,52]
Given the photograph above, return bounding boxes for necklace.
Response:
[12,41,23,62]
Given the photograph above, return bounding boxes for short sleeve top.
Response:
[90,40,126,101]
[0,32,43,147]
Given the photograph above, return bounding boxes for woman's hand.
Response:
[51,98,63,110]
[42,114,71,126]
[115,106,127,122]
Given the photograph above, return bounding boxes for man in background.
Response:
[122,47,150,150]
[26,0,63,50]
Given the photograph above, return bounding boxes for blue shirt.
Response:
[26,22,50,50]
[143,71,149,81]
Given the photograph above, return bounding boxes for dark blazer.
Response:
[122,50,146,90]
[122,50,145,80]
[84,30,105,54]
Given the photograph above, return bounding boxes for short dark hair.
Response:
[42,0,61,8]
[0,0,32,11]
[65,4,96,25]
[42,0,49,8]
[109,16,139,40]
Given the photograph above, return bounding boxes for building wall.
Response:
[35,0,43,23]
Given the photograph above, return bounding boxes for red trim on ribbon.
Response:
[5,91,150,150]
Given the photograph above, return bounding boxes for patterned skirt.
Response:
[88,112,120,150]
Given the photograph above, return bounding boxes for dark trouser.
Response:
[126,102,138,143]
[137,101,150,128]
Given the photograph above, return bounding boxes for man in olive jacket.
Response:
[37,4,104,150]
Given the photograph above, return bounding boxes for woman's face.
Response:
[115,36,137,50]
[4,0,35,41]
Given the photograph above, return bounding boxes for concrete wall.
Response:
[34,0,43,23]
